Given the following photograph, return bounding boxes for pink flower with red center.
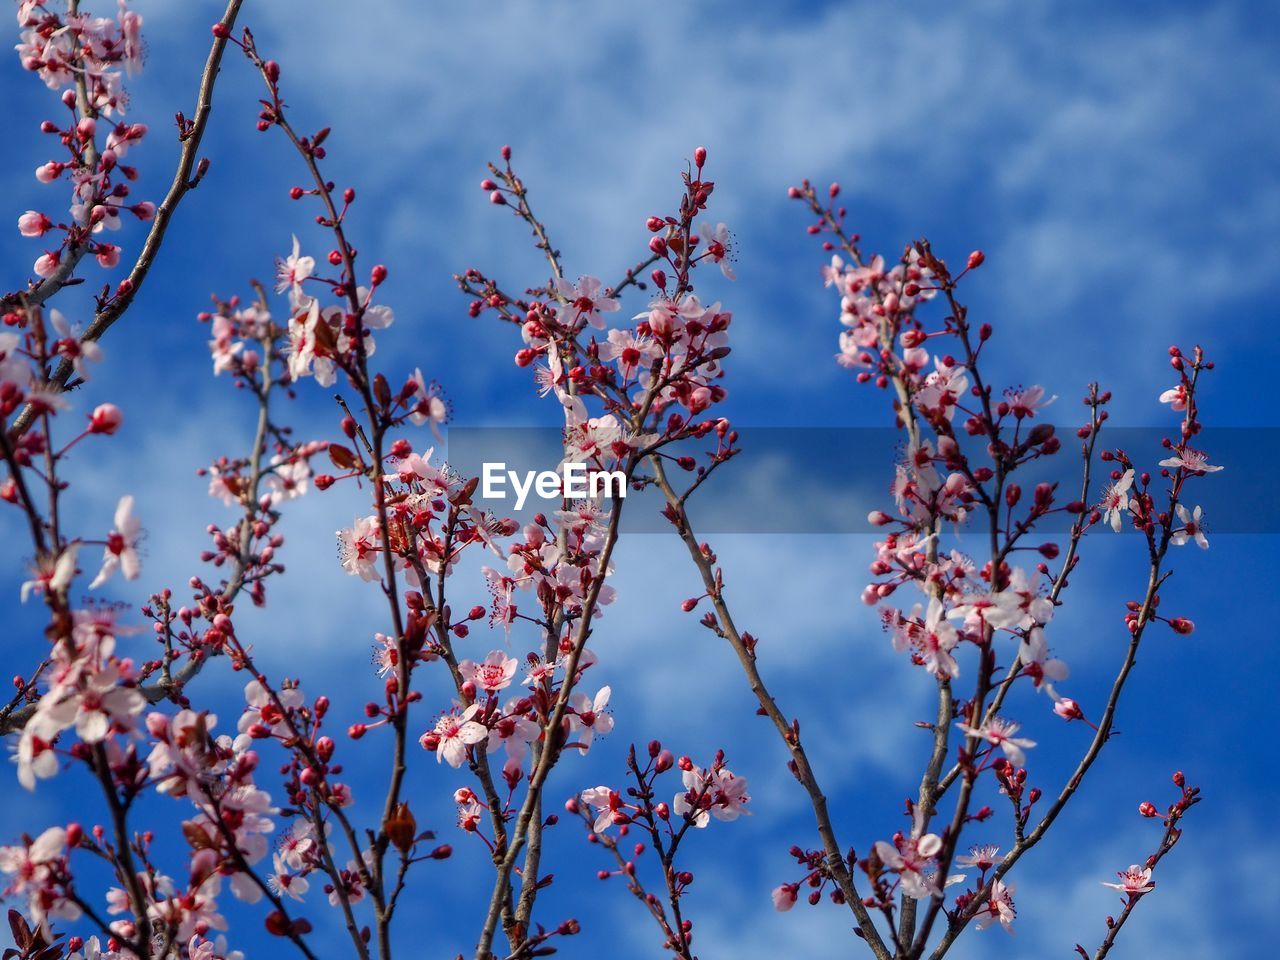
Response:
[566,686,613,750]
[0,825,66,897]
[1017,627,1068,698]
[1171,504,1209,549]
[267,852,309,902]
[598,327,660,381]
[1098,469,1135,533]
[699,221,736,280]
[973,879,1016,933]
[275,234,314,305]
[956,717,1036,767]
[457,800,486,832]
[407,368,448,438]
[1158,448,1223,474]
[907,597,960,679]
[49,308,102,382]
[486,709,539,761]
[459,651,518,694]
[236,679,303,745]
[20,545,78,604]
[554,276,619,329]
[1002,384,1055,419]
[948,587,1022,632]
[873,832,943,899]
[88,494,142,589]
[288,298,338,386]
[1159,383,1188,411]
[422,705,488,767]
[1102,864,1154,896]
[956,844,1001,872]
[673,764,751,827]
[337,516,382,581]
[580,786,629,832]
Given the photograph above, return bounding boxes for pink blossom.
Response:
[49,308,103,382]
[407,368,448,437]
[459,651,518,693]
[267,851,309,902]
[598,327,661,381]
[1159,384,1188,411]
[337,516,382,581]
[88,494,142,589]
[873,832,943,899]
[580,786,627,832]
[956,844,1002,872]
[236,679,303,744]
[1158,448,1223,474]
[288,299,337,386]
[673,764,751,827]
[566,686,613,750]
[263,456,310,506]
[957,717,1036,767]
[1171,504,1209,548]
[973,878,1016,933]
[1003,384,1055,418]
[423,704,488,767]
[699,221,736,280]
[554,275,619,329]
[275,234,315,304]
[1017,627,1068,698]
[1098,469,1134,533]
[20,545,78,603]
[486,708,539,761]
[948,587,1022,632]
[1102,864,1154,896]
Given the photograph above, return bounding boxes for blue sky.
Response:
[1,1,1276,957]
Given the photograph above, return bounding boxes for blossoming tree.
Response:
[0,5,1212,960]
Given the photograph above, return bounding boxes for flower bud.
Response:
[88,403,124,435]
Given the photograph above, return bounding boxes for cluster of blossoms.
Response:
[567,745,749,955]
[0,7,1213,960]
[16,0,155,282]
[749,181,1215,953]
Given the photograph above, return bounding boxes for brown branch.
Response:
[648,457,892,960]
